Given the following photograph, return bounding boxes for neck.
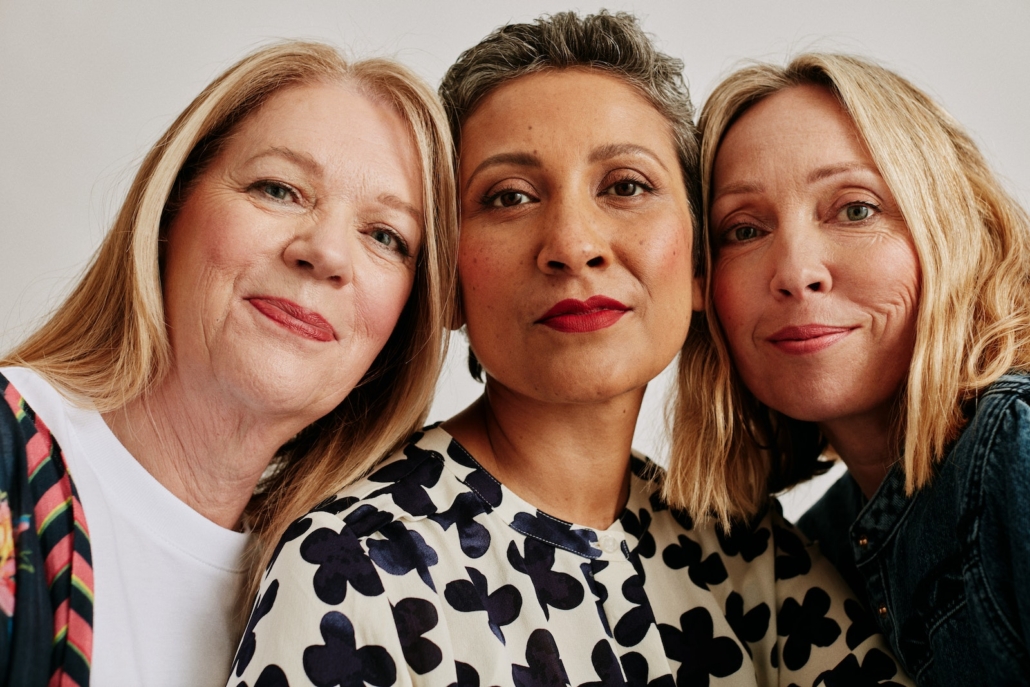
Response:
[819,404,899,499]
[444,380,643,530]
[102,368,305,530]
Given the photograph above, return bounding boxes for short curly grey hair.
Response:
[440,10,699,219]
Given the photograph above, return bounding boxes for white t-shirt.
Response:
[1,367,250,687]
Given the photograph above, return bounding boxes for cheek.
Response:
[711,261,754,343]
[457,236,519,317]
[355,268,417,342]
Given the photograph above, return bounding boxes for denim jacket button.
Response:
[877,604,889,618]
[857,534,869,548]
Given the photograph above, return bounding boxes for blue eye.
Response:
[841,204,874,222]
[729,225,762,242]
[256,181,295,202]
[369,227,409,256]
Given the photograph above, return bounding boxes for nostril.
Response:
[586,256,604,268]
[297,260,314,270]
[547,260,566,270]
[807,281,822,291]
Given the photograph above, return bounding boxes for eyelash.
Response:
[478,173,656,208]
[252,180,301,204]
[369,226,411,257]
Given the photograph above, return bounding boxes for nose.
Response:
[536,193,612,275]
[282,214,355,285]
[768,223,832,300]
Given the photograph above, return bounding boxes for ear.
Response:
[692,275,704,312]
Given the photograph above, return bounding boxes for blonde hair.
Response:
[667,53,1030,525]
[1,41,457,622]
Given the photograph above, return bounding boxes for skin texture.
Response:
[104,81,423,528]
[710,84,920,495]
[445,69,694,528]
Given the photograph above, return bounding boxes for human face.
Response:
[162,82,422,425]
[710,84,920,427]
[458,69,694,404]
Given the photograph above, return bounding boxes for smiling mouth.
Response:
[248,297,335,342]
[536,296,630,333]
[767,324,854,354]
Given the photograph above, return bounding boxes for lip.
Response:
[248,297,336,342]
[536,295,630,333]
[766,324,854,354]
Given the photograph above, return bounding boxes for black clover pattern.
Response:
[619,651,675,687]
[447,661,481,687]
[513,629,570,687]
[267,517,312,573]
[243,664,290,687]
[508,539,585,618]
[233,580,279,677]
[661,535,728,590]
[511,511,598,558]
[580,560,611,636]
[843,599,877,650]
[392,597,443,674]
[447,440,503,507]
[303,611,396,687]
[300,527,384,605]
[429,491,492,558]
[613,573,656,647]
[620,508,655,559]
[367,444,444,517]
[815,648,905,687]
[773,523,813,581]
[723,591,770,657]
[444,566,522,643]
[366,521,440,591]
[578,640,625,687]
[657,607,744,687]
[313,495,360,516]
[716,523,771,563]
[777,587,842,671]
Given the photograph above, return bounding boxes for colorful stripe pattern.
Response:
[1,376,93,687]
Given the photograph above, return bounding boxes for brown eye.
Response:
[733,226,761,242]
[491,191,531,207]
[603,180,647,197]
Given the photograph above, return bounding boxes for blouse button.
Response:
[857,534,869,548]
[600,535,618,553]
[877,604,889,618]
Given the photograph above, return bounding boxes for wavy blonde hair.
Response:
[0,41,457,621]
[667,53,1030,525]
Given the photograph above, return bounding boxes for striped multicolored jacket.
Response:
[0,373,94,686]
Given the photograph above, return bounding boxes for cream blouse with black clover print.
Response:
[230,426,912,687]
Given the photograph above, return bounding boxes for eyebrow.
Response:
[713,162,883,203]
[464,152,541,193]
[250,146,325,175]
[806,161,881,184]
[378,193,423,224]
[588,143,668,171]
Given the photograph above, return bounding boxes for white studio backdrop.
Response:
[1,0,1027,518]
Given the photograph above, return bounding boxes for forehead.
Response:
[459,69,677,165]
[717,84,869,173]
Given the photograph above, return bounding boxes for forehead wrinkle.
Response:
[463,152,542,193]
[250,146,325,177]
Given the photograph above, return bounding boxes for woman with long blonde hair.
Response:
[674,53,1030,684]
[0,41,456,686]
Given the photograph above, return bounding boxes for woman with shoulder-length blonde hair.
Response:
[673,52,1030,684]
[0,40,455,686]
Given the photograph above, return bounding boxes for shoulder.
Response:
[956,372,1030,469]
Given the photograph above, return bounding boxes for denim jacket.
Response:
[798,373,1030,686]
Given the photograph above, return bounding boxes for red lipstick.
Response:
[767,324,853,354]
[248,297,335,342]
[536,296,629,333]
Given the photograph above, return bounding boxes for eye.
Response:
[838,203,876,222]
[488,190,533,208]
[369,227,410,257]
[722,224,765,244]
[253,181,297,203]
[602,178,652,197]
